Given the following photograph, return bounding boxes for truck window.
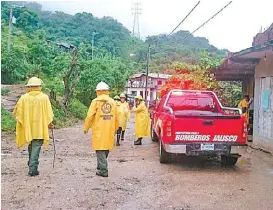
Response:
[166,93,217,112]
[157,95,166,111]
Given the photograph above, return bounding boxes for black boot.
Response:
[28,171,39,177]
[96,171,108,177]
[116,127,122,146]
[121,131,125,141]
[134,138,142,145]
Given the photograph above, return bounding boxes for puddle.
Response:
[1,153,12,156]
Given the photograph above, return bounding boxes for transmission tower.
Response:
[132,2,141,39]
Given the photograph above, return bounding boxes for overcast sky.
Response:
[40,0,272,52]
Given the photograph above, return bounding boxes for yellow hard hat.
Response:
[96,81,109,91]
[135,95,143,100]
[114,95,120,100]
[25,77,42,87]
[120,93,126,98]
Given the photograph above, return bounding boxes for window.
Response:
[166,93,216,112]
[158,80,162,85]
[131,91,137,96]
[157,95,167,111]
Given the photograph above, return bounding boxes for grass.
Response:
[1,106,16,132]
[51,99,88,129]
[68,99,88,120]
[1,88,10,96]
[1,92,87,132]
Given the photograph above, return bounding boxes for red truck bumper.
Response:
[163,142,247,156]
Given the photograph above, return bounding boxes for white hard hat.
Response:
[25,77,42,87]
[95,81,109,91]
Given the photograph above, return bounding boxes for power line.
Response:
[191,1,232,34]
[179,1,232,43]
[167,1,200,37]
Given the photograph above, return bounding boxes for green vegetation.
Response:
[1,106,16,132]
[1,88,10,96]
[68,99,88,120]
[1,1,241,132]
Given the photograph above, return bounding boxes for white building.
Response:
[125,73,171,102]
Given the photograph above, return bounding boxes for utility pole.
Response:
[7,7,13,54]
[7,5,24,54]
[145,45,151,104]
[92,32,99,60]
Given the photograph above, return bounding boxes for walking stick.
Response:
[51,128,56,168]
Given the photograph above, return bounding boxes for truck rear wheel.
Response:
[151,126,159,142]
[221,156,238,166]
[159,140,171,164]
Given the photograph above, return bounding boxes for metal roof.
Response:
[130,73,171,79]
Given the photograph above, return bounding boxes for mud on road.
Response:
[2,120,273,210]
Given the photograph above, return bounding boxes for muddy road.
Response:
[2,119,273,210]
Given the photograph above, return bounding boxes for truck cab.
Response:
[151,89,248,165]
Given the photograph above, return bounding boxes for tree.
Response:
[77,58,129,106]
[160,62,222,98]
[63,48,83,110]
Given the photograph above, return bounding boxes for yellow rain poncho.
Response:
[133,101,151,138]
[84,93,119,150]
[13,87,53,149]
[115,101,122,128]
[119,101,130,131]
[238,99,249,124]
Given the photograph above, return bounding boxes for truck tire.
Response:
[159,140,171,164]
[151,126,159,142]
[221,156,238,166]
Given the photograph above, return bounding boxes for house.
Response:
[56,42,76,51]
[125,73,171,102]
[214,23,273,152]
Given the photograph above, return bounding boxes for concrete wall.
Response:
[253,54,273,152]
[255,53,273,77]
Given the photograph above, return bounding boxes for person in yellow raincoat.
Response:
[119,93,130,141]
[84,82,119,177]
[114,95,122,146]
[238,95,250,125]
[13,77,54,176]
[133,95,151,145]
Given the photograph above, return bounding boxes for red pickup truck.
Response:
[150,89,248,166]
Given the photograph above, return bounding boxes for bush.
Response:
[1,106,16,132]
[1,88,10,96]
[51,100,85,128]
[51,101,72,128]
[68,99,88,120]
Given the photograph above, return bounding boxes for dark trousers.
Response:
[121,130,125,140]
[96,150,109,174]
[116,127,122,144]
[28,139,43,173]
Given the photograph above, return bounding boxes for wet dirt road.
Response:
[2,119,273,210]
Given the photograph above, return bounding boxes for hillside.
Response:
[3,1,228,73]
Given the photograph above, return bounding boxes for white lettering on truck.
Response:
[213,135,238,142]
[175,134,210,141]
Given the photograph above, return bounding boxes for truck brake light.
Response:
[166,120,172,137]
[167,132,172,137]
[166,121,172,126]
[242,120,248,140]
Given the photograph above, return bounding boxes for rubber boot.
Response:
[121,131,125,141]
[96,171,108,177]
[134,138,142,145]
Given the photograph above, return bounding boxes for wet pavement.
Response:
[1,119,273,210]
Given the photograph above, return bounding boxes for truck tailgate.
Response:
[173,114,245,144]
